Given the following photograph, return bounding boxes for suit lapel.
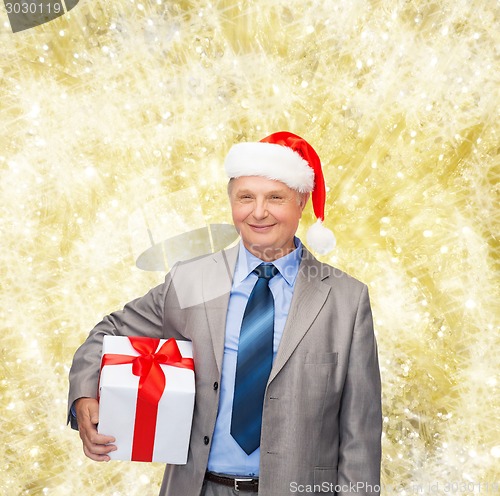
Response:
[202,244,239,373]
[269,249,330,383]
[199,245,329,378]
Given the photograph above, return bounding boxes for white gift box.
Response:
[98,335,195,463]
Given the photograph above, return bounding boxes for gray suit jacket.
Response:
[68,245,382,496]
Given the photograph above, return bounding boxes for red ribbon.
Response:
[100,336,195,462]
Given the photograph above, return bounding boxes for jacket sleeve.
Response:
[67,270,181,428]
[337,284,382,495]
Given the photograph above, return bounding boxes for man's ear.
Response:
[300,193,310,210]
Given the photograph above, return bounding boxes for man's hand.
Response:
[75,397,116,462]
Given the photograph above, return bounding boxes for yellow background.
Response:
[0,0,498,494]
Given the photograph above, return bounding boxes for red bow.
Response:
[100,337,195,462]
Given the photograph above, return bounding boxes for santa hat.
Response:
[224,131,336,254]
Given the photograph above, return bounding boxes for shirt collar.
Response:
[234,237,303,287]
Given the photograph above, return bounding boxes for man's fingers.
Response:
[83,445,113,462]
[80,426,116,447]
[75,397,116,461]
[80,431,117,462]
[80,426,117,461]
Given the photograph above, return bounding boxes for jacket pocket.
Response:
[314,466,338,487]
[305,351,338,364]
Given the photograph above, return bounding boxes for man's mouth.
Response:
[248,223,276,231]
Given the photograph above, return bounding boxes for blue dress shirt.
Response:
[207,238,303,476]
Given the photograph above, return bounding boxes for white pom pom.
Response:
[306,219,336,255]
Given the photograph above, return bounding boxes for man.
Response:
[68,131,382,495]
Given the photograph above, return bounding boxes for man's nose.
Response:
[252,199,268,219]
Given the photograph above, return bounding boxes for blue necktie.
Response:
[230,263,278,455]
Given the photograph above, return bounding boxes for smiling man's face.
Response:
[229,176,309,261]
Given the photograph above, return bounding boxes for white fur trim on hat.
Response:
[306,219,336,255]
[224,142,315,193]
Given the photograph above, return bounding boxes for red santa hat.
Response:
[224,131,336,254]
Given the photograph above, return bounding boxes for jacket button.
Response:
[213,382,219,391]
[204,436,210,445]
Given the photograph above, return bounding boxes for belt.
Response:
[205,471,259,492]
